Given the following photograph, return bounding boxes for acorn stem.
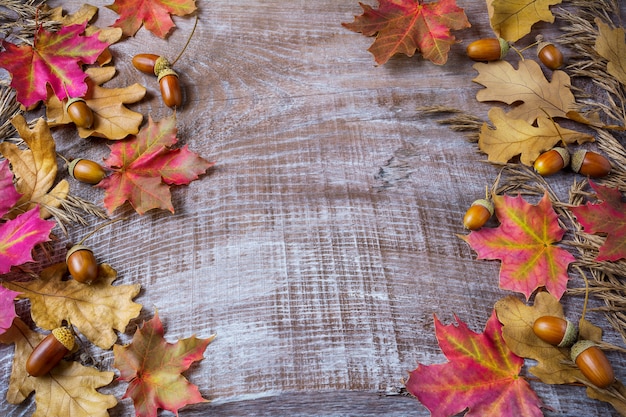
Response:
[171,13,199,66]
[76,217,127,246]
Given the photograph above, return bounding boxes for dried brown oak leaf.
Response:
[473,59,577,123]
[594,18,626,87]
[0,318,117,417]
[4,262,142,349]
[495,293,626,415]
[0,115,69,219]
[479,107,593,165]
[488,0,562,42]
[47,66,146,140]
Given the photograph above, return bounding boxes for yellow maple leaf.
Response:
[489,0,562,42]
[0,116,69,219]
[5,262,142,349]
[473,59,577,123]
[594,18,626,86]
[479,107,593,165]
[0,318,117,417]
[47,66,146,140]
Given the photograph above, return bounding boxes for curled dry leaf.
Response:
[495,293,626,415]
[0,318,117,417]
[4,262,142,349]
[478,107,593,165]
[594,18,626,87]
[488,0,562,42]
[0,115,69,219]
[473,59,577,124]
[47,66,147,140]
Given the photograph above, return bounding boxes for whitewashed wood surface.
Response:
[1,0,625,416]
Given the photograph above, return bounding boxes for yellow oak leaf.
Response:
[4,262,142,349]
[47,66,146,140]
[473,59,577,123]
[0,116,69,219]
[0,318,117,417]
[489,0,562,42]
[594,18,626,86]
[479,107,593,165]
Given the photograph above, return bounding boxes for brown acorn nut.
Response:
[466,38,510,61]
[65,98,94,129]
[26,326,75,377]
[532,316,578,347]
[536,36,564,70]
[463,199,494,230]
[68,158,106,185]
[131,54,171,76]
[158,68,182,108]
[571,340,615,388]
[571,150,611,178]
[66,245,99,284]
[533,147,570,176]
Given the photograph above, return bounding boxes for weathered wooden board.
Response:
[1,0,625,416]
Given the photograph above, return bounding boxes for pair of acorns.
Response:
[533,316,615,388]
[466,35,563,70]
[132,53,182,108]
[534,148,611,178]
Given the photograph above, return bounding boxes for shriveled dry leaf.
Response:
[4,262,142,349]
[594,18,626,86]
[473,59,577,123]
[0,318,117,417]
[479,107,594,165]
[489,0,562,42]
[0,116,69,218]
[47,66,146,140]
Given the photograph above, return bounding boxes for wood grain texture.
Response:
[1,1,625,416]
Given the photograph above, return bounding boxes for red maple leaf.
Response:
[97,114,214,214]
[0,23,109,107]
[0,207,55,275]
[570,181,626,262]
[0,287,20,335]
[107,0,197,38]
[113,312,215,417]
[406,311,543,417]
[460,192,575,300]
[342,0,470,65]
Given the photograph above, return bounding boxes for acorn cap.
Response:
[65,244,93,262]
[498,38,510,59]
[553,147,571,167]
[471,198,494,216]
[558,319,578,347]
[571,339,597,362]
[64,97,86,112]
[52,326,75,351]
[157,68,178,82]
[571,150,587,173]
[68,158,84,179]
[153,56,172,77]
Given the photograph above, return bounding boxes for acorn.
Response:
[463,198,494,230]
[571,340,615,388]
[533,147,570,176]
[158,68,182,108]
[68,158,106,185]
[571,150,611,178]
[532,316,578,347]
[536,35,564,70]
[466,38,510,61]
[65,97,94,129]
[26,326,75,377]
[132,54,181,108]
[66,245,99,284]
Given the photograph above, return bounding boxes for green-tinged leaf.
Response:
[113,311,215,417]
